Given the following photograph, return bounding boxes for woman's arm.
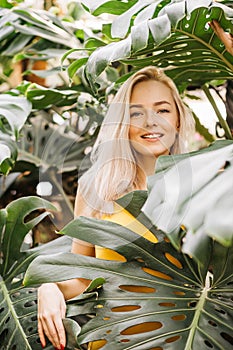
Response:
[38,189,96,350]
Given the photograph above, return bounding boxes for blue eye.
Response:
[130,111,144,118]
[157,109,170,114]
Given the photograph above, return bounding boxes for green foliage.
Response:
[0,196,72,349]
[144,140,233,259]
[24,141,233,350]
[81,0,233,93]
[0,94,31,138]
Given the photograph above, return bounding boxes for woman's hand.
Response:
[210,20,233,56]
[38,283,66,350]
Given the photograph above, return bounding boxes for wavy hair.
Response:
[78,66,195,217]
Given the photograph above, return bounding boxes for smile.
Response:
[141,133,163,139]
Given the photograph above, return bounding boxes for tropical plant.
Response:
[24,140,233,350]
[0,196,73,349]
[78,0,233,139]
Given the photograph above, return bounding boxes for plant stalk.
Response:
[202,84,233,140]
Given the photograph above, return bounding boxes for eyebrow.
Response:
[129,101,171,108]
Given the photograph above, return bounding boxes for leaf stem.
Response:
[202,84,233,140]
[184,271,212,350]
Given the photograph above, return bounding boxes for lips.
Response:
[141,132,163,139]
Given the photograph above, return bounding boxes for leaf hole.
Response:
[11,346,17,350]
[27,288,35,294]
[164,253,183,269]
[27,131,33,142]
[28,326,34,333]
[95,304,104,309]
[24,300,36,308]
[12,292,21,298]
[173,291,185,296]
[171,314,186,321]
[188,301,197,308]
[120,339,130,343]
[106,330,111,334]
[215,308,226,315]
[31,315,37,322]
[111,305,141,312]
[103,317,110,321]
[88,340,107,349]
[221,332,233,345]
[165,335,181,343]
[159,302,176,307]
[142,267,173,281]
[0,307,4,313]
[121,322,162,335]
[136,258,145,263]
[183,283,199,290]
[204,340,213,348]
[173,43,188,49]
[0,329,8,342]
[208,320,217,327]
[119,285,156,293]
[5,316,10,324]
[185,24,189,28]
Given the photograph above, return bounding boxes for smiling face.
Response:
[129,80,179,160]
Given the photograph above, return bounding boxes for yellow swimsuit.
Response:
[88,205,158,350]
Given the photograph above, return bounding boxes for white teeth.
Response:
[142,133,162,139]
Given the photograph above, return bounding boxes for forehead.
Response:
[130,80,174,104]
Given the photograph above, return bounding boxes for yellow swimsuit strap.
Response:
[95,204,157,261]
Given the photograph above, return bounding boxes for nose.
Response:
[146,110,158,127]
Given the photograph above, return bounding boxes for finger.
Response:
[54,316,66,348]
[40,318,61,349]
[38,320,46,348]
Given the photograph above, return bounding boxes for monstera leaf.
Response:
[0,7,80,56]
[0,196,72,349]
[143,139,233,264]
[24,140,233,349]
[81,0,233,91]
[24,215,233,349]
[0,94,32,138]
[0,132,18,175]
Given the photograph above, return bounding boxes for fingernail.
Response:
[60,345,65,350]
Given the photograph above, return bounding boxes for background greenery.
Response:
[0,0,233,349]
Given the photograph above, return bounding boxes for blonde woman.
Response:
[38,66,195,350]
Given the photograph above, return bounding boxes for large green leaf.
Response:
[24,139,233,349]
[0,7,80,53]
[24,213,233,349]
[83,0,233,91]
[0,132,17,175]
[0,196,72,349]
[0,94,32,138]
[143,140,233,264]
[17,115,93,173]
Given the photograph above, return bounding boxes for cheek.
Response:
[129,125,141,140]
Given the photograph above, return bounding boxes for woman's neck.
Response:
[137,154,157,176]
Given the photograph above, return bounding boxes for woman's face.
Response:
[129,80,179,158]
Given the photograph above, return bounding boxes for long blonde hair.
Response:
[78,66,195,217]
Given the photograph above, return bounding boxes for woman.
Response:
[38,66,195,350]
